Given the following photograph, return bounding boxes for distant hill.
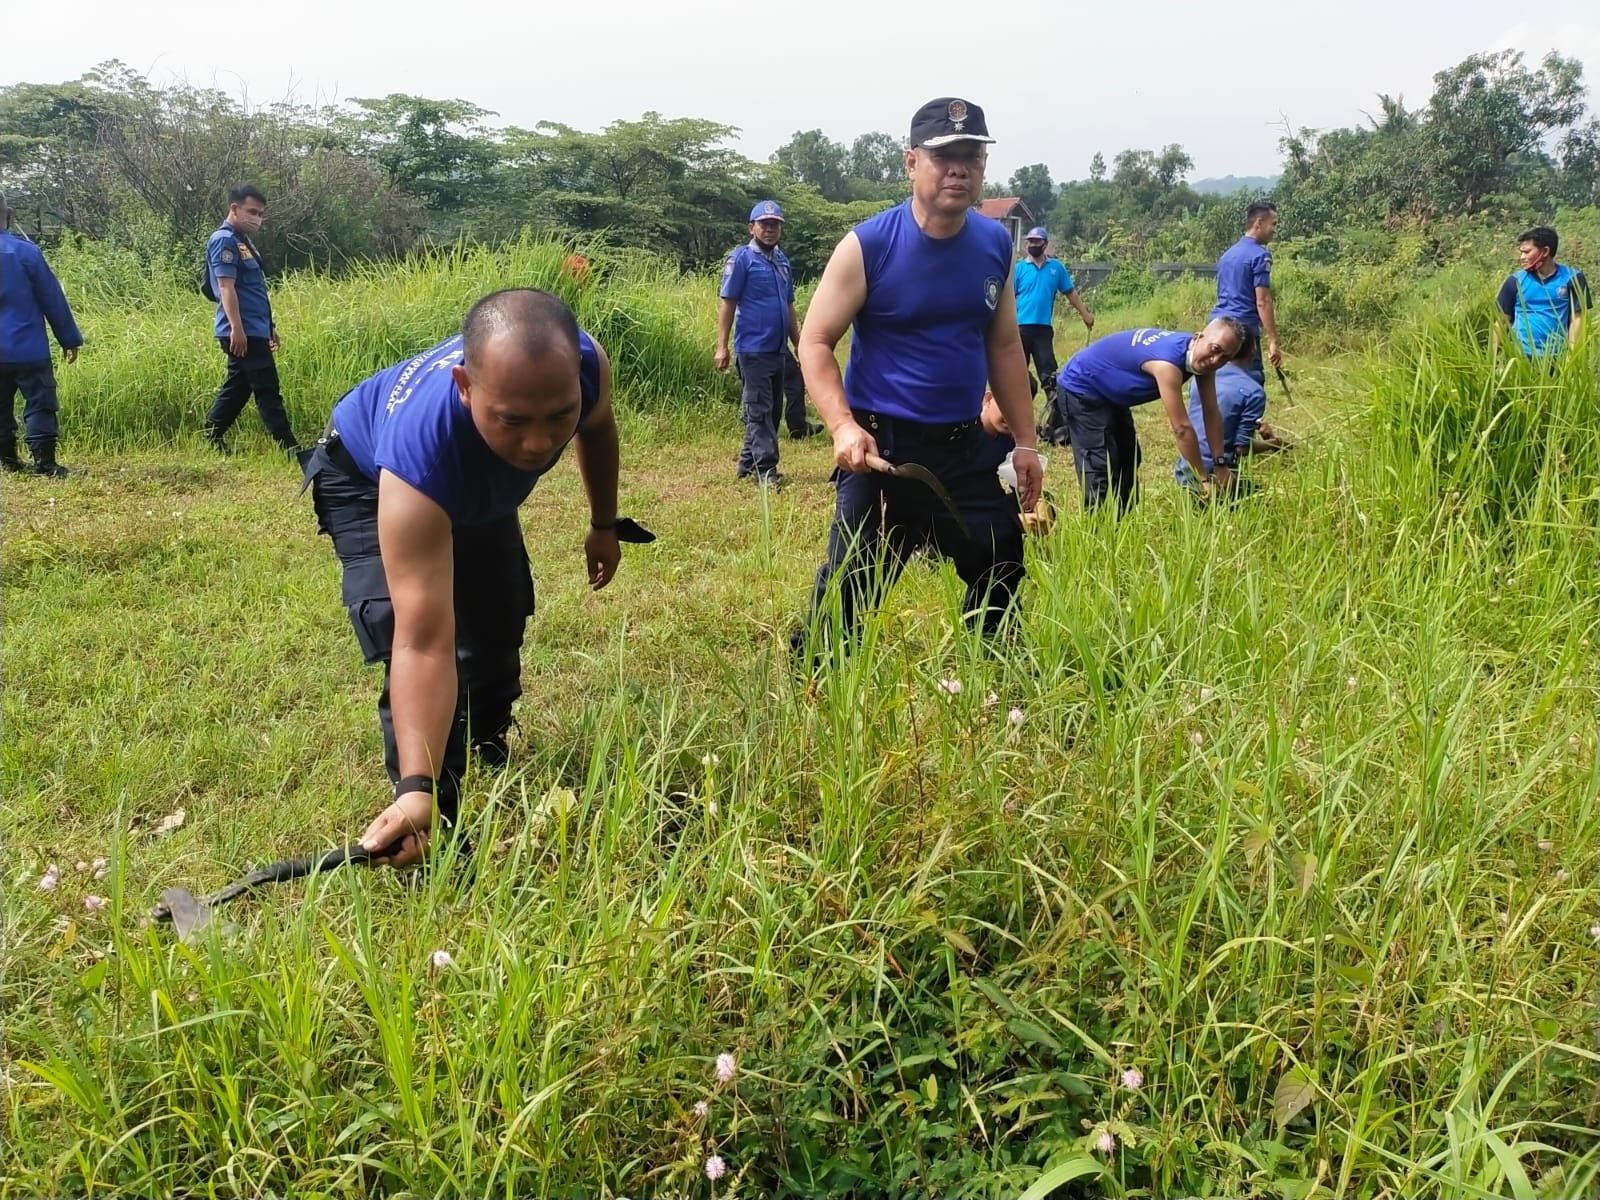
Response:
[1191,174,1279,196]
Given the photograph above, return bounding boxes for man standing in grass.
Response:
[1211,201,1280,385]
[203,185,302,454]
[790,96,1043,666]
[715,200,812,487]
[1055,319,1252,514]
[1495,226,1590,358]
[0,193,83,478]
[301,288,627,868]
[1014,226,1093,445]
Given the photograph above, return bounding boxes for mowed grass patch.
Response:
[3,357,1597,1198]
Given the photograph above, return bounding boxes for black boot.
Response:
[0,442,27,473]
[30,440,73,478]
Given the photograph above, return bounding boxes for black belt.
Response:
[851,409,979,442]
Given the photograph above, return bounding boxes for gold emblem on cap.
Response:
[947,99,968,128]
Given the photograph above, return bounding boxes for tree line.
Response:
[1,50,1593,284]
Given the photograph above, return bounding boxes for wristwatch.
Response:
[1214,451,1239,470]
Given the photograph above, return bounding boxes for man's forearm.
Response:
[987,342,1039,451]
[1069,292,1092,323]
[798,341,851,431]
[576,419,621,526]
[1257,293,1278,342]
[389,643,459,786]
[716,300,736,348]
[221,288,244,339]
[1173,424,1209,481]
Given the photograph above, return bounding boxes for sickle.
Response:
[150,838,404,938]
[864,453,971,539]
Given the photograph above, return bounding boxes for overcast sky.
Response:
[7,1,1598,185]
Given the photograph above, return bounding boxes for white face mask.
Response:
[1184,345,1197,374]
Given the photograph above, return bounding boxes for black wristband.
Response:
[1214,452,1239,470]
[395,774,435,798]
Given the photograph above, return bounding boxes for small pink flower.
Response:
[984,691,999,707]
[430,949,455,970]
[1008,707,1024,726]
[83,895,107,912]
[693,1099,709,1118]
[1199,686,1214,702]
[1190,731,1205,747]
[715,1052,737,1083]
[38,864,60,891]
[75,860,89,873]
[1121,1067,1143,1090]
[1537,840,1554,853]
[92,856,108,880]
[1095,1130,1116,1154]
[704,1154,727,1181]
[936,678,962,696]
[1556,869,1570,883]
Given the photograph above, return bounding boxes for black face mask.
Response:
[1027,243,1045,258]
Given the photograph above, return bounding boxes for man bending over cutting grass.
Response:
[300,288,634,868]
[1054,318,1255,515]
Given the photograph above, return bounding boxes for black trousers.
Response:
[793,411,1026,658]
[208,337,297,446]
[302,440,534,820]
[1018,324,1058,390]
[0,359,61,451]
[1062,389,1141,514]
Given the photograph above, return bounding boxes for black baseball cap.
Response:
[909,97,995,148]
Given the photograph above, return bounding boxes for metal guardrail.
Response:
[1067,261,1218,289]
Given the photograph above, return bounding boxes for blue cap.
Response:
[1026,226,1048,240]
[749,200,785,222]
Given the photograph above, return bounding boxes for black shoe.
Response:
[1,452,27,473]
[788,421,824,440]
[32,462,73,478]
[753,471,786,490]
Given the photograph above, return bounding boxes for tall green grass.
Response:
[50,232,733,449]
[3,259,1596,1198]
[1371,304,1598,528]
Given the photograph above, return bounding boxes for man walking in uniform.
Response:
[1495,225,1590,358]
[203,184,301,454]
[715,200,804,486]
[1014,226,1093,444]
[300,288,630,868]
[791,96,1043,667]
[1056,320,1252,515]
[1211,201,1280,385]
[0,193,84,477]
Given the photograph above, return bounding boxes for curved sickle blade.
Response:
[865,454,972,540]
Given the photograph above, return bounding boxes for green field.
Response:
[3,241,1596,1199]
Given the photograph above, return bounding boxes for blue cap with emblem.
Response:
[749,200,785,222]
[1026,226,1048,240]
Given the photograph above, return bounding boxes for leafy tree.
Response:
[1007,163,1054,224]
[772,129,850,201]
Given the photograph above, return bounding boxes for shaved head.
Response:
[462,288,582,371]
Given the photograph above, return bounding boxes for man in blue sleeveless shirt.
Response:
[1210,202,1280,385]
[300,289,627,867]
[1055,319,1253,514]
[791,96,1043,666]
[1495,226,1590,357]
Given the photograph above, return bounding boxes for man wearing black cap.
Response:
[790,97,1043,666]
[716,199,805,487]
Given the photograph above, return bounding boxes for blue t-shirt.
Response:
[1055,327,1193,407]
[1174,363,1266,481]
[328,330,602,526]
[1013,257,1077,326]
[0,230,83,364]
[844,200,1014,424]
[1210,235,1272,329]
[1496,264,1591,355]
[720,241,795,354]
[207,224,274,341]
